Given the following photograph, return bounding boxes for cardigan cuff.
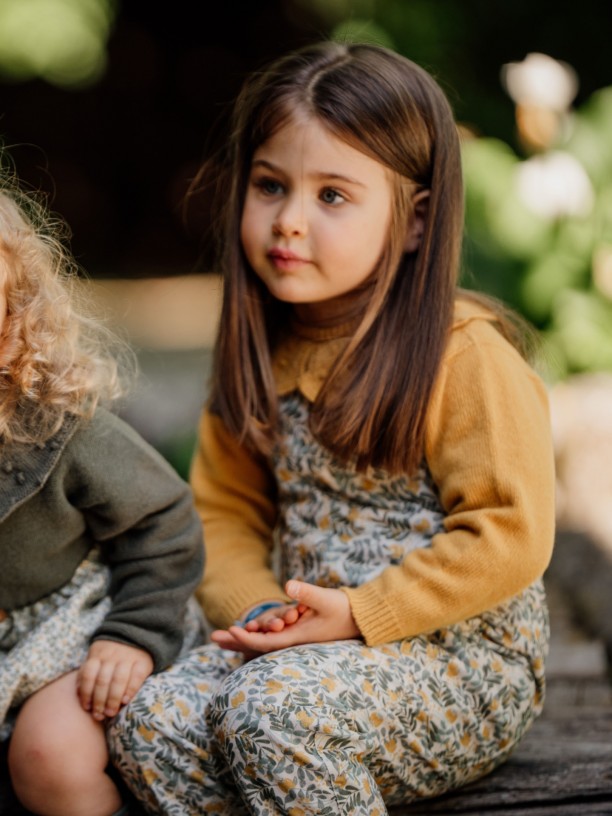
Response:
[342,583,405,646]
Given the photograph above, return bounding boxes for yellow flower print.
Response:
[370,711,384,727]
[279,779,296,792]
[363,679,374,695]
[143,768,159,785]
[282,667,302,678]
[137,725,157,743]
[297,710,315,729]
[319,515,330,530]
[413,518,431,533]
[446,661,460,678]
[390,544,404,560]
[230,691,246,707]
[334,774,347,788]
[265,679,284,695]
[321,676,336,691]
[445,709,458,724]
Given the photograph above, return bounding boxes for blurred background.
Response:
[1,1,611,543]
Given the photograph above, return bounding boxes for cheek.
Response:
[240,203,261,258]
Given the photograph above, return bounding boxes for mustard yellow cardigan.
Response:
[191,300,556,643]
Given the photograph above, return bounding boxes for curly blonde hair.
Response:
[0,171,132,444]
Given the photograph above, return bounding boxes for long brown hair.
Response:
[198,41,469,473]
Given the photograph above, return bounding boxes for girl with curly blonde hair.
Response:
[0,167,205,816]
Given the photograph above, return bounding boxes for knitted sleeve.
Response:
[343,320,556,644]
[63,409,204,671]
[190,410,287,629]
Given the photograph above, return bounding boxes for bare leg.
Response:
[8,670,122,816]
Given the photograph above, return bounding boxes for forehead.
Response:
[253,113,392,182]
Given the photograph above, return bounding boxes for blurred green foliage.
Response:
[461,89,612,381]
[325,1,612,382]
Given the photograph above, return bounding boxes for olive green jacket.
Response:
[0,407,204,671]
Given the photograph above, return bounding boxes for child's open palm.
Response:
[77,639,154,721]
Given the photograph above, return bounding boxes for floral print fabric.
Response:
[109,393,549,814]
[0,552,111,741]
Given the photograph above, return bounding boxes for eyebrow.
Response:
[251,159,366,187]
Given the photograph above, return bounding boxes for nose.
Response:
[272,194,307,237]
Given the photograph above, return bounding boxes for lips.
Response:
[267,247,311,270]
[267,247,308,263]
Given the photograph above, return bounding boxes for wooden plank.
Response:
[388,760,612,813]
[392,801,612,815]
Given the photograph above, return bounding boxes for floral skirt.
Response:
[0,551,204,742]
[0,552,111,741]
[108,580,549,816]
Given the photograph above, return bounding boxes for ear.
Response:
[404,189,430,253]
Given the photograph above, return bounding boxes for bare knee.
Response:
[9,673,120,816]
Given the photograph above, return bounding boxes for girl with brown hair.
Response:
[109,41,555,815]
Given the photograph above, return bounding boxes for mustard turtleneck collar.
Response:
[271,295,495,403]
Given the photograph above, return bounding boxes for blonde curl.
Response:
[0,172,133,444]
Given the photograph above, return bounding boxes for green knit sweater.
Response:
[0,407,204,671]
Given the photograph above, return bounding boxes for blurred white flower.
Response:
[501,53,578,111]
[515,151,594,219]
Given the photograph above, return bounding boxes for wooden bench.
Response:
[2,573,611,816]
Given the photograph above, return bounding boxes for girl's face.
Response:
[240,115,395,310]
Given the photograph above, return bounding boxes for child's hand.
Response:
[211,581,360,654]
[244,601,308,633]
[210,600,308,655]
[77,639,154,721]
